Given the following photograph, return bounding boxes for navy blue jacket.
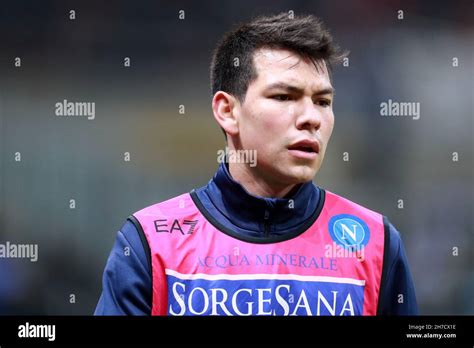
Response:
[95,162,418,315]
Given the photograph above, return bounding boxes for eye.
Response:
[271,94,292,101]
[316,99,332,107]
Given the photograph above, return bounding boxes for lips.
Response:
[287,139,320,154]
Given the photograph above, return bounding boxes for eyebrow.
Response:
[265,82,335,96]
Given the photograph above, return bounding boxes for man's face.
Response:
[235,47,335,186]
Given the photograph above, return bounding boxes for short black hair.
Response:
[210,12,346,102]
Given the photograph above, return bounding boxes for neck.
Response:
[228,162,297,198]
[191,161,322,239]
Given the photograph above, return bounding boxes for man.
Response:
[95,13,418,316]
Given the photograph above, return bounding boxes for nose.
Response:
[295,97,322,131]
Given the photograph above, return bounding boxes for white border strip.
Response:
[165,269,365,286]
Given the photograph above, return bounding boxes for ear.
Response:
[212,91,239,137]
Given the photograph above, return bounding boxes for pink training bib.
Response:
[132,190,385,316]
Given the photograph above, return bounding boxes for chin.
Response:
[280,167,317,185]
[259,160,317,185]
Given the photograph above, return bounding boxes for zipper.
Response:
[263,209,270,237]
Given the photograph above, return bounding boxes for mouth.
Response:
[287,139,320,159]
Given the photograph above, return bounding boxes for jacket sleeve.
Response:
[94,220,152,315]
[378,220,419,315]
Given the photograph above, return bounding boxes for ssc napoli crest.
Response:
[328,214,370,250]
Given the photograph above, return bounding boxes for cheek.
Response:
[256,101,283,126]
[321,112,335,151]
[326,114,335,136]
[242,101,289,143]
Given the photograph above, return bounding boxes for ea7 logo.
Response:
[154,219,198,235]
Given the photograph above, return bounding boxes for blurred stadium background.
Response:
[0,0,472,314]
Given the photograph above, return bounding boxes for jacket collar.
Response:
[200,161,321,234]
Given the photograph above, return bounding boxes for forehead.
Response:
[252,47,331,88]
